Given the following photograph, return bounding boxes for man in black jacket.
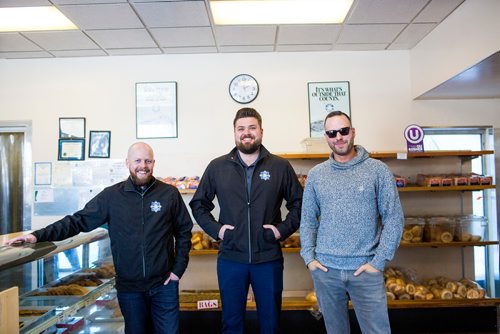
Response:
[6,142,193,334]
[190,108,303,334]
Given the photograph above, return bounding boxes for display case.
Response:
[0,228,116,334]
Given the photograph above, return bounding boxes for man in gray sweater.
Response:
[300,111,403,333]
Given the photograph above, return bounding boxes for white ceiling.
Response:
[0,0,466,59]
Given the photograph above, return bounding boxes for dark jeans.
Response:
[217,257,283,334]
[117,280,179,334]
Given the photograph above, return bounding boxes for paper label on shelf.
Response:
[397,153,408,160]
[197,299,218,310]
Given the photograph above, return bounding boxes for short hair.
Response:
[324,111,352,127]
[233,108,262,128]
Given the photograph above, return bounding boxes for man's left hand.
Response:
[353,263,380,276]
[263,224,281,240]
[164,272,180,285]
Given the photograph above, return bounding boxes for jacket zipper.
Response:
[125,179,156,279]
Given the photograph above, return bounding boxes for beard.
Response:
[329,138,355,156]
[129,168,153,186]
[236,135,262,154]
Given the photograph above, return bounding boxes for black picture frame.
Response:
[59,117,86,139]
[58,139,85,161]
[89,130,111,158]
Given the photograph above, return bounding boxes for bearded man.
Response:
[190,108,303,334]
[6,142,193,334]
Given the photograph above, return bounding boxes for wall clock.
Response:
[229,74,259,104]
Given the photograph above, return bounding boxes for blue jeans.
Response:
[117,281,179,334]
[217,258,283,334]
[311,268,390,334]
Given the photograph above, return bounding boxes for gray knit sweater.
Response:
[300,145,403,271]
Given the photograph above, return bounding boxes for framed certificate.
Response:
[59,117,86,139]
[58,139,85,161]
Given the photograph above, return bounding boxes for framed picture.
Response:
[59,117,86,139]
[136,82,177,139]
[308,81,351,137]
[58,139,85,161]
[89,131,111,158]
[34,162,52,185]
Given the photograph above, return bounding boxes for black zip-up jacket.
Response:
[189,146,303,264]
[32,177,193,292]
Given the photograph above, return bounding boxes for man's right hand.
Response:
[218,225,235,240]
[4,234,37,246]
[307,260,328,272]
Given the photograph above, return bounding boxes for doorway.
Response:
[0,121,32,233]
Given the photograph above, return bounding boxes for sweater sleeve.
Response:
[299,171,321,266]
[369,165,404,271]
[171,190,194,278]
[33,190,110,242]
[189,163,222,240]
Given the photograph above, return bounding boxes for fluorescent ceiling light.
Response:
[0,6,77,32]
[210,0,353,25]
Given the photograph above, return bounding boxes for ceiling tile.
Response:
[333,44,388,51]
[150,27,214,48]
[107,48,162,56]
[133,1,210,28]
[219,45,275,53]
[276,44,333,52]
[86,29,156,48]
[348,0,428,24]
[338,24,406,43]
[52,0,126,4]
[414,0,465,23]
[215,26,276,46]
[163,46,218,54]
[0,33,42,51]
[277,25,340,45]
[58,4,143,29]
[23,30,99,50]
[0,51,52,59]
[0,0,50,6]
[50,49,107,57]
[391,23,436,48]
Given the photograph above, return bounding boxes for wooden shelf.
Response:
[180,296,500,311]
[179,189,196,194]
[189,241,499,255]
[398,185,495,192]
[277,150,494,160]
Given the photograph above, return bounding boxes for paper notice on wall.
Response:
[78,188,104,210]
[53,163,72,186]
[34,188,54,203]
[72,162,93,187]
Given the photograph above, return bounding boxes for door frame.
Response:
[0,120,32,231]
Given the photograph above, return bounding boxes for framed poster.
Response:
[136,82,177,138]
[308,81,350,137]
[58,139,85,161]
[34,162,52,185]
[59,117,86,139]
[89,131,111,158]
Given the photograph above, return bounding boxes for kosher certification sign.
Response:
[404,125,424,152]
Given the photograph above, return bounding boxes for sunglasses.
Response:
[325,127,351,138]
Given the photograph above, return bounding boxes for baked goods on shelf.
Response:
[384,267,486,301]
[31,284,89,296]
[281,234,301,248]
[401,217,425,243]
[191,231,214,250]
[84,263,116,278]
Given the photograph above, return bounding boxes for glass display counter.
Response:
[0,228,117,333]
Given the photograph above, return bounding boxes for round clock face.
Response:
[229,74,259,104]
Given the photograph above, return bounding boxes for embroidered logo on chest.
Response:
[150,201,162,213]
[259,170,271,181]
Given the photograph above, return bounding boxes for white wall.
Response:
[1,50,500,228]
[410,0,500,98]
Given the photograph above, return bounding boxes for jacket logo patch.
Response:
[259,170,271,181]
[150,201,162,213]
